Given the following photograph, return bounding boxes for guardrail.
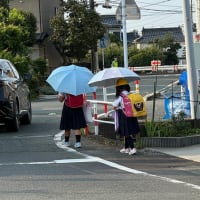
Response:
[129,65,186,72]
[87,91,115,135]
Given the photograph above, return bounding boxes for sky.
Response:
[95,0,195,33]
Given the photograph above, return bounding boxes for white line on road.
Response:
[0,131,199,192]
[53,131,200,191]
[14,135,53,139]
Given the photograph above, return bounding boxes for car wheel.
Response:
[6,102,20,132]
[20,102,32,125]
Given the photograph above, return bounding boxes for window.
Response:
[7,61,20,79]
[54,7,59,15]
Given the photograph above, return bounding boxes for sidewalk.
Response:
[152,144,200,163]
[40,95,200,163]
[84,132,200,163]
[143,95,200,163]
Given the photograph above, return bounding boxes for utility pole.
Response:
[121,0,128,68]
[182,0,199,119]
[117,0,140,68]
[89,0,99,72]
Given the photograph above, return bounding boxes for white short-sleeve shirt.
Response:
[112,90,129,109]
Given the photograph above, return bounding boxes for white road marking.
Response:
[48,113,57,115]
[0,131,199,191]
[53,131,200,191]
[14,135,53,139]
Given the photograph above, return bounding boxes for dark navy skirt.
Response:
[116,109,140,137]
[60,104,87,130]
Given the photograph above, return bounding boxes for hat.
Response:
[116,78,128,87]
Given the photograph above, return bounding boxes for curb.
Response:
[140,135,200,148]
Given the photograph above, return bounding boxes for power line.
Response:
[136,0,180,8]
[141,8,182,14]
[132,0,184,31]
[96,0,186,31]
[137,0,173,8]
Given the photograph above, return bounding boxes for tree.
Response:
[0,23,27,55]
[127,34,181,67]
[8,8,37,46]
[0,6,37,74]
[98,44,124,68]
[49,0,105,64]
[109,33,122,46]
[0,6,9,23]
[128,45,162,67]
[0,0,9,9]
[163,42,181,65]
[154,34,181,65]
[32,58,47,78]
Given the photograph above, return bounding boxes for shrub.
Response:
[144,112,200,137]
[39,84,57,95]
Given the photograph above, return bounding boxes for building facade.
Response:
[9,0,63,70]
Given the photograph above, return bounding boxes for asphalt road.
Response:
[0,74,199,199]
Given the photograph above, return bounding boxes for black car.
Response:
[0,59,32,131]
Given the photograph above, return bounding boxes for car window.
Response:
[4,62,16,78]
[7,61,20,79]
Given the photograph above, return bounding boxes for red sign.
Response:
[195,34,200,41]
[151,60,161,66]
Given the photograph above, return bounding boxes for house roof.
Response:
[127,32,140,44]
[101,15,121,28]
[135,27,185,43]
[114,31,140,44]
[101,15,139,44]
